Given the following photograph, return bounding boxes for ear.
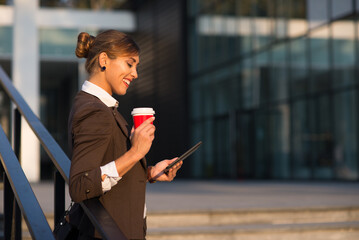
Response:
[98,52,108,68]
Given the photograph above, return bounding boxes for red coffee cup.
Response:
[131,107,155,129]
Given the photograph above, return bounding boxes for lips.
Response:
[123,78,131,87]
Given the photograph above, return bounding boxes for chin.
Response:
[114,89,127,96]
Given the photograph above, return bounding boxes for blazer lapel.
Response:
[112,108,129,138]
[112,108,147,169]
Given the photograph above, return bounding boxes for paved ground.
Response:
[0,180,358,214]
[145,180,359,213]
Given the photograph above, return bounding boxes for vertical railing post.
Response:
[13,108,21,162]
[54,170,65,227]
[13,108,22,239]
[4,173,14,240]
[14,201,21,240]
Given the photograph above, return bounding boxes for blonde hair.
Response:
[75,30,140,74]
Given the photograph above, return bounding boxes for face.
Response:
[101,54,139,96]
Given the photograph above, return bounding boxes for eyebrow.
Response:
[129,57,140,66]
[129,57,137,63]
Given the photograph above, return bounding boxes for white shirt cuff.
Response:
[100,161,122,193]
[100,161,120,177]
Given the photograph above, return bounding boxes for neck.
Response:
[88,72,112,95]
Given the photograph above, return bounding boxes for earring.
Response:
[101,66,106,71]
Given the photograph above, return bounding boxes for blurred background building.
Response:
[0,0,358,182]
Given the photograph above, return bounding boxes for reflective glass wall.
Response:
[187,0,359,180]
[39,0,133,10]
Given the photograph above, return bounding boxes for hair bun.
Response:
[75,32,95,58]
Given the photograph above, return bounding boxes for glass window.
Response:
[40,0,133,10]
[288,0,307,38]
[269,43,289,102]
[331,0,352,19]
[190,121,204,178]
[39,28,96,58]
[290,37,308,97]
[202,75,215,117]
[188,20,200,73]
[255,51,269,105]
[203,118,215,177]
[0,0,13,5]
[198,34,211,70]
[253,0,271,49]
[235,0,253,55]
[40,61,78,178]
[332,19,356,88]
[211,67,239,115]
[274,0,289,40]
[307,0,329,29]
[334,90,358,180]
[0,27,12,56]
[308,95,334,179]
[241,58,255,109]
[292,100,311,178]
[255,0,270,17]
[189,79,203,120]
[213,115,230,178]
[268,104,290,178]
[219,0,236,16]
[290,0,306,19]
[309,25,331,93]
[237,111,256,178]
[235,0,252,17]
[188,0,200,17]
[253,110,270,178]
[187,0,359,181]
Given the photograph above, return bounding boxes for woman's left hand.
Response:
[150,158,183,182]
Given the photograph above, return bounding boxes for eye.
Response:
[127,63,133,68]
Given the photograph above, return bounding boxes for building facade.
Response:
[0,0,358,181]
[188,0,359,180]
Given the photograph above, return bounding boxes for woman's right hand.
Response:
[130,117,155,159]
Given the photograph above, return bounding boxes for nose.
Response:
[131,67,138,79]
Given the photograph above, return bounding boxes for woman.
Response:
[68,30,182,240]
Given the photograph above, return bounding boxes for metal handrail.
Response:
[0,66,127,239]
[0,126,55,239]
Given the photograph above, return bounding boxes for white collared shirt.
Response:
[81,81,121,193]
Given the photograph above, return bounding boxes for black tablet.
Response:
[164,141,202,172]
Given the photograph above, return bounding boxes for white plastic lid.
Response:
[131,107,155,116]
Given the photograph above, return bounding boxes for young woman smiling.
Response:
[67,30,182,240]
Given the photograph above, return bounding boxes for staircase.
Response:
[3,180,359,239]
[146,207,359,240]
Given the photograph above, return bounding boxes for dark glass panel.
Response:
[307,0,329,29]
[334,90,358,180]
[308,95,334,179]
[292,100,311,178]
[269,43,289,102]
[290,0,306,19]
[237,111,256,178]
[332,20,356,88]
[40,0,133,10]
[309,26,331,93]
[290,37,308,97]
[40,61,78,179]
[331,0,352,19]
[267,104,290,178]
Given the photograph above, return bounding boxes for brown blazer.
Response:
[68,91,147,239]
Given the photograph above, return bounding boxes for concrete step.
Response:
[18,207,359,240]
[147,207,359,228]
[147,221,359,240]
[146,207,359,240]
